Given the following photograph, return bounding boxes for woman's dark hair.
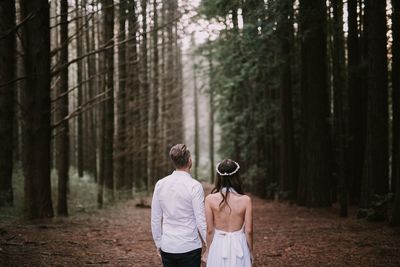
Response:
[211,159,244,211]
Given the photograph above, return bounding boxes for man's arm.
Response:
[192,183,207,243]
[151,183,162,250]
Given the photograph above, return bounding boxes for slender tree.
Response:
[148,0,160,188]
[141,0,149,190]
[76,0,84,178]
[347,0,364,204]
[332,0,348,217]
[103,0,115,201]
[208,44,215,183]
[20,0,54,219]
[0,0,16,207]
[277,0,296,200]
[392,0,399,195]
[55,0,70,216]
[116,0,127,198]
[126,0,139,196]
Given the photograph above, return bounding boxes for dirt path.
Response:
[1,191,400,266]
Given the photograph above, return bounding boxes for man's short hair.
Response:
[169,144,191,168]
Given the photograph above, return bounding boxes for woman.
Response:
[202,159,253,266]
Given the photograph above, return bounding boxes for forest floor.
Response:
[1,183,400,267]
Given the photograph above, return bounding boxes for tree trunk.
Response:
[84,0,98,181]
[347,0,364,205]
[55,0,70,216]
[360,0,389,208]
[0,0,16,207]
[126,0,139,196]
[299,0,332,207]
[392,0,400,223]
[208,44,215,183]
[75,0,84,178]
[116,0,127,198]
[148,0,160,188]
[392,0,400,195]
[332,0,348,217]
[277,0,296,200]
[20,0,54,219]
[191,35,200,180]
[103,0,114,201]
[141,0,149,191]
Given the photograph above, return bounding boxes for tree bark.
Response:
[208,44,215,183]
[277,0,296,200]
[332,0,348,217]
[116,0,127,198]
[20,0,54,219]
[299,0,332,207]
[360,0,389,208]
[56,0,70,216]
[0,0,16,207]
[148,0,160,188]
[392,0,400,195]
[102,0,114,201]
[76,0,84,178]
[347,0,364,205]
[141,0,149,191]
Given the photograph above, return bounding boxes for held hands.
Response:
[201,249,208,265]
[156,247,161,258]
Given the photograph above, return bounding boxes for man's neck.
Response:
[176,167,190,173]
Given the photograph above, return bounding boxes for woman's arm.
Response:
[244,196,253,258]
[203,196,215,262]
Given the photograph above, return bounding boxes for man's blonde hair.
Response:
[169,144,191,168]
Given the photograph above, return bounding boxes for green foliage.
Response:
[198,0,285,196]
[357,194,394,222]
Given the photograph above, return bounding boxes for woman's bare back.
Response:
[206,192,251,232]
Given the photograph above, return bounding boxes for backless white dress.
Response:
[206,226,252,266]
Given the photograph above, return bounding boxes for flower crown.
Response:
[216,161,240,176]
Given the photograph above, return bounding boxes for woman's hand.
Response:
[201,249,208,265]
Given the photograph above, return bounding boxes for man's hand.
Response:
[156,247,161,258]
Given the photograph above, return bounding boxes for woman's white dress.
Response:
[206,226,252,267]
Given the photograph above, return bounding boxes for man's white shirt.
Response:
[151,170,207,253]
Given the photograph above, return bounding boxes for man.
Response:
[151,144,207,266]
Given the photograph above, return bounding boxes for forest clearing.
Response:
[1,184,399,266]
[2,0,400,265]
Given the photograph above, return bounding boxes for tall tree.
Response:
[56,0,70,216]
[148,0,160,188]
[360,0,388,208]
[76,0,84,178]
[126,0,139,196]
[0,0,16,207]
[20,0,54,218]
[332,0,348,216]
[391,0,400,225]
[298,0,332,207]
[392,0,400,195]
[347,0,364,204]
[116,0,127,198]
[103,0,115,201]
[141,0,149,190]
[191,36,200,180]
[83,0,98,181]
[208,44,215,183]
[277,0,296,200]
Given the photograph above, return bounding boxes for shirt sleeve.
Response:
[151,182,162,248]
[192,183,207,243]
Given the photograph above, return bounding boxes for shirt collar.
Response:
[172,170,192,178]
